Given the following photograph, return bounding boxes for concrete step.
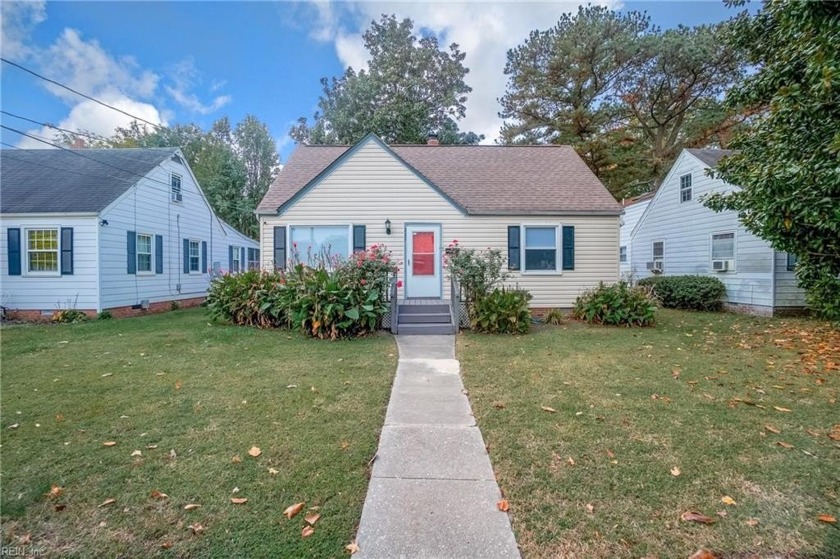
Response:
[397,323,455,335]
[399,312,452,324]
[399,303,450,315]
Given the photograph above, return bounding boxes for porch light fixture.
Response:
[385,218,392,235]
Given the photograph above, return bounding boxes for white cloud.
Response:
[0,0,46,60]
[164,57,232,115]
[305,1,621,143]
[17,94,166,148]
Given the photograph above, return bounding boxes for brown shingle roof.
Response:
[257,136,620,215]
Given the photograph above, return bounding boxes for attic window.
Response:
[680,174,692,203]
[171,173,182,203]
[171,154,183,165]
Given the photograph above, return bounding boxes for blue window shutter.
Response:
[273,226,286,270]
[507,226,520,271]
[183,239,190,274]
[201,241,207,273]
[228,246,234,271]
[353,225,366,253]
[127,231,136,274]
[562,226,575,270]
[7,228,21,276]
[155,235,164,274]
[241,247,246,270]
[60,227,74,275]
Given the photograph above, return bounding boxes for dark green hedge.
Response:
[637,275,727,312]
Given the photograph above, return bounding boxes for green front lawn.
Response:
[1,309,396,557]
[459,310,840,558]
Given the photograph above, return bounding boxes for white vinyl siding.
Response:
[26,228,59,275]
[136,233,153,273]
[774,251,806,308]
[618,199,650,277]
[259,138,619,308]
[1,216,99,311]
[631,150,806,313]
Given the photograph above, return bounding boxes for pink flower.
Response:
[397,280,403,288]
[360,279,367,285]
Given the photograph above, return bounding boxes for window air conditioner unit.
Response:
[646,261,663,272]
[712,260,731,272]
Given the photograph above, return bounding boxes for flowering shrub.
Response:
[207,245,398,339]
[444,240,509,303]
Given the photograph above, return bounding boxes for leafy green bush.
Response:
[52,309,88,324]
[206,269,288,328]
[543,308,565,325]
[472,288,532,334]
[97,310,113,320]
[637,275,727,312]
[444,241,509,303]
[573,282,656,327]
[170,300,181,311]
[206,245,398,339]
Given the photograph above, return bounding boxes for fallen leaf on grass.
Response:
[248,446,261,457]
[160,541,173,549]
[828,425,840,441]
[18,534,32,545]
[8,423,19,429]
[680,511,716,524]
[773,406,792,413]
[147,444,158,449]
[230,498,248,504]
[541,406,557,413]
[184,504,201,510]
[745,518,759,527]
[807,429,821,437]
[102,441,117,447]
[606,449,616,459]
[688,550,718,559]
[493,402,506,409]
[670,466,681,477]
[346,542,360,554]
[150,490,168,500]
[98,498,116,508]
[764,424,781,434]
[776,441,794,449]
[131,450,142,457]
[340,440,350,450]
[283,502,304,519]
[586,503,594,513]
[305,512,321,525]
[716,510,727,518]
[497,499,510,512]
[188,523,205,534]
[817,514,837,524]
[302,525,314,538]
[175,380,182,390]
[721,496,737,506]
[268,468,279,475]
[566,457,575,466]
[231,455,242,463]
[101,373,113,378]
[47,485,64,499]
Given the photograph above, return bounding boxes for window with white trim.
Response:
[231,246,242,273]
[680,173,692,202]
[171,173,182,202]
[523,226,558,272]
[653,241,664,263]
[290,226,350,265]
[26,228,59,274]
[137,233,153,273]
[619,245,627,263]
[711,232,735,261]
[786,252,798,271]
[188,240,200,273]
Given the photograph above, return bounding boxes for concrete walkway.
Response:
[355,335,520,558]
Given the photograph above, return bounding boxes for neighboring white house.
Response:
[619,192,652,278]
[256,132,621,330]
[630,148,805,316]
[1,148,258,319]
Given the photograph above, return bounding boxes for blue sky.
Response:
[1,1,746,162]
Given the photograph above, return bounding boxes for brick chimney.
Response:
[426,133,439,146]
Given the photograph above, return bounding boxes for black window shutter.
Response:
[183,239,190,274]
[353,225,366,253]
[7,228,21,276]
[127,230,137,274]
[562,226,575,270]
[201,241,207,273]
[507,226,520,271]
[60,227,74,275]
[228,246,234,271]
[273,226,286,270]
[155,235,164,274]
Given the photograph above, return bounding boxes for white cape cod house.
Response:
[1,148,258,319]
[256,133,622,332]
[630,148,805,316]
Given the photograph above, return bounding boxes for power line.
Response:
[1,57,164,131]
[1,109,108,143]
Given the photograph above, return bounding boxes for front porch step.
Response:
[399,303,451,315]
[397,323,456,335]
[399,312,452,324]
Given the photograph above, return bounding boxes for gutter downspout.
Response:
[770,247,777,316]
